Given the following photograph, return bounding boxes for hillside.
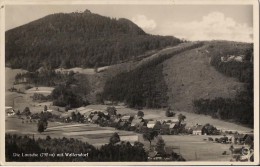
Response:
[101,41,253,126]
[163,41,249,111]
[5,10,181,71]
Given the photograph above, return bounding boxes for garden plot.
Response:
[62,130,114,136]
[25,87,54,95]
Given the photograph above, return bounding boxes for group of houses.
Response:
[5,107,16,116]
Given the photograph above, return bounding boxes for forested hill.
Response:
[5,9,181,71]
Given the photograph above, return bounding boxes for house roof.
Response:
[119,122,126,127]
[159,118,179,123]
[113,118,121,123]
[169,123,177,129]
[138,122,146,127]
[92,114,100,121]
[131,119,143,126]
[78,108,94,115]
[193,125,203,131]
[147,121,159,128]
[121,115,131,120]
[244,135,254,145]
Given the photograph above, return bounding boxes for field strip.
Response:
[62,130,114,136]
[48,124,91,130]
[6,129,17,132]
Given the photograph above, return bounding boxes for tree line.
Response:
[5,134,147,162]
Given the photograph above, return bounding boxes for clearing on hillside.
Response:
[163,42,245,112]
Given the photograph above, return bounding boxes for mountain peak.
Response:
[5,11,181,71]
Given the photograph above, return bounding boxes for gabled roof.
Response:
[193,125,203,131]
[92,114,100,121]
[131,119,143,126]
[169,123,177,128]
[121,115,131,120]
[159,118,179,124]
[78,108,94,115]
[147,120,159,128]
[119,121,127,127]
[113,118,121,123]
[138,122,146,127]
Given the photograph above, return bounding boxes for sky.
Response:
[5,5,253,42]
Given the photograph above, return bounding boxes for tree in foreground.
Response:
[143,130,158,150]
[37,121,45,133]
[155,136,166,155]
[109,132,120,145]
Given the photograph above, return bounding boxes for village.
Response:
[5,101,254,162]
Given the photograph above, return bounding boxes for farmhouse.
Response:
[158,118,179,124]
[121,115,133,122]
[91,114,100,123]
[160,124,170,135]
[130,118,143,127]
[147,120,161,132]
[7,109,16,116]
[192,125,203,135]
[234,134,254,145]
[118,121,128,129]
[169,123,178,134]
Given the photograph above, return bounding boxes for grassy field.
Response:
[160,135,233,161]
[162,43,245,112]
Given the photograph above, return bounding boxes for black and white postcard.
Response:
[1,0,259,165]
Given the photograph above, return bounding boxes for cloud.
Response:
[132,15,157,31]
[160,12,253,43]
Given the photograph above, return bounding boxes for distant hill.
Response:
[5,10,181,71]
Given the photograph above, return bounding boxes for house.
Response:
[169,123,178,134]
[121,115,133,122]
[104,100,113,105]
[160,124,170,135]
[91,114,100,123]
[244,134,254,146]
[43,109,53,113]
[234,55,244,62]
[118,121,128,129]
[158,118,179,124]
[234,134,254,145]
[131,118,143,127]
[192,125,203,135]
[147,120,161,132]
[7,109,15,116]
